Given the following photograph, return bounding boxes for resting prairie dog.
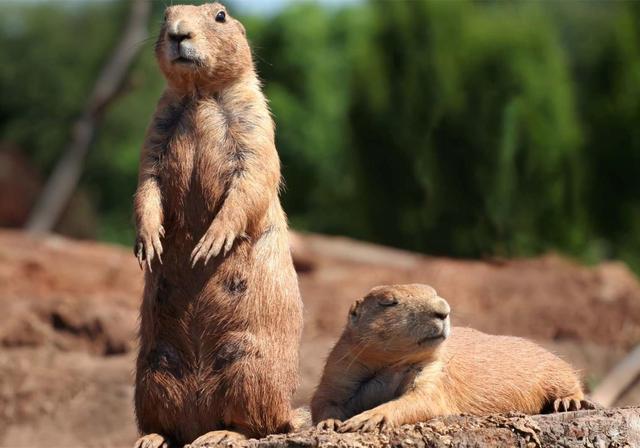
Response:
[311,284,592,432]
[133,3,302,448]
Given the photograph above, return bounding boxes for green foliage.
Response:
[250,3,356,233]
[346,0,584,257]
[556,3,640,270]
[1,0,639,272]
[0,2,128,168]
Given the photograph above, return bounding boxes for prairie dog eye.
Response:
[378,296,399,307]
[215,10,226,23]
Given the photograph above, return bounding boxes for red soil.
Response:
[0,229,638,446]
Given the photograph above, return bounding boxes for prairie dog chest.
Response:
[160,99,231,176]
[158,98,237,206]
[376,365,421,396]
[350,365,420,413]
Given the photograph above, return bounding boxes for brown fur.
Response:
[311,284,585,432]
[132,3,302,447]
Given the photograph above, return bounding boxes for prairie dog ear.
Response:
[348,298,363,323]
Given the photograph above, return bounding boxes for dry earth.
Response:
[1,229,639,447]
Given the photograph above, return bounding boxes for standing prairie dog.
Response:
[133,3,302,448]
[311,284,595,432]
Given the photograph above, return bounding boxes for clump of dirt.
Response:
[0,229,639,447]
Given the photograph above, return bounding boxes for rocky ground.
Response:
[247,408,640,447]
[1,229,639,447]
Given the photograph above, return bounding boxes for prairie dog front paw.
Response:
[135,222,164,271]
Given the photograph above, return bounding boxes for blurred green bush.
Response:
[0,0,639,271]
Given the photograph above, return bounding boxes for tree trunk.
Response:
[248,408,640,447]
[26,0,151,233]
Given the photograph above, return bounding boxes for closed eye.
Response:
[378,297,398,307]
[433,311,448,320]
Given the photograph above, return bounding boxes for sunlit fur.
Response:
[133,3,302,446]
[311,284,584,429]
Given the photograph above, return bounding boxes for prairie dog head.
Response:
[346,284,451,363]
[155,3,252,92]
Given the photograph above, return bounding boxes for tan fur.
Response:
[132,3,302,446]
[311,284,585,431]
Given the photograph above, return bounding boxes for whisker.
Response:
[127,36,157,52]
[249,45,273,68]
[345,341,368,372]
[336,340,365,364]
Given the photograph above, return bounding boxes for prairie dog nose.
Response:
[431,297,450,321]
[168,20,195,42]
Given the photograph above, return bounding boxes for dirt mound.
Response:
[0,229,639,446]
[0,348,136,447]
[0,231,139,355]
[297,233,640,348]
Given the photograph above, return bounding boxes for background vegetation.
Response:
[1,0,639,271]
